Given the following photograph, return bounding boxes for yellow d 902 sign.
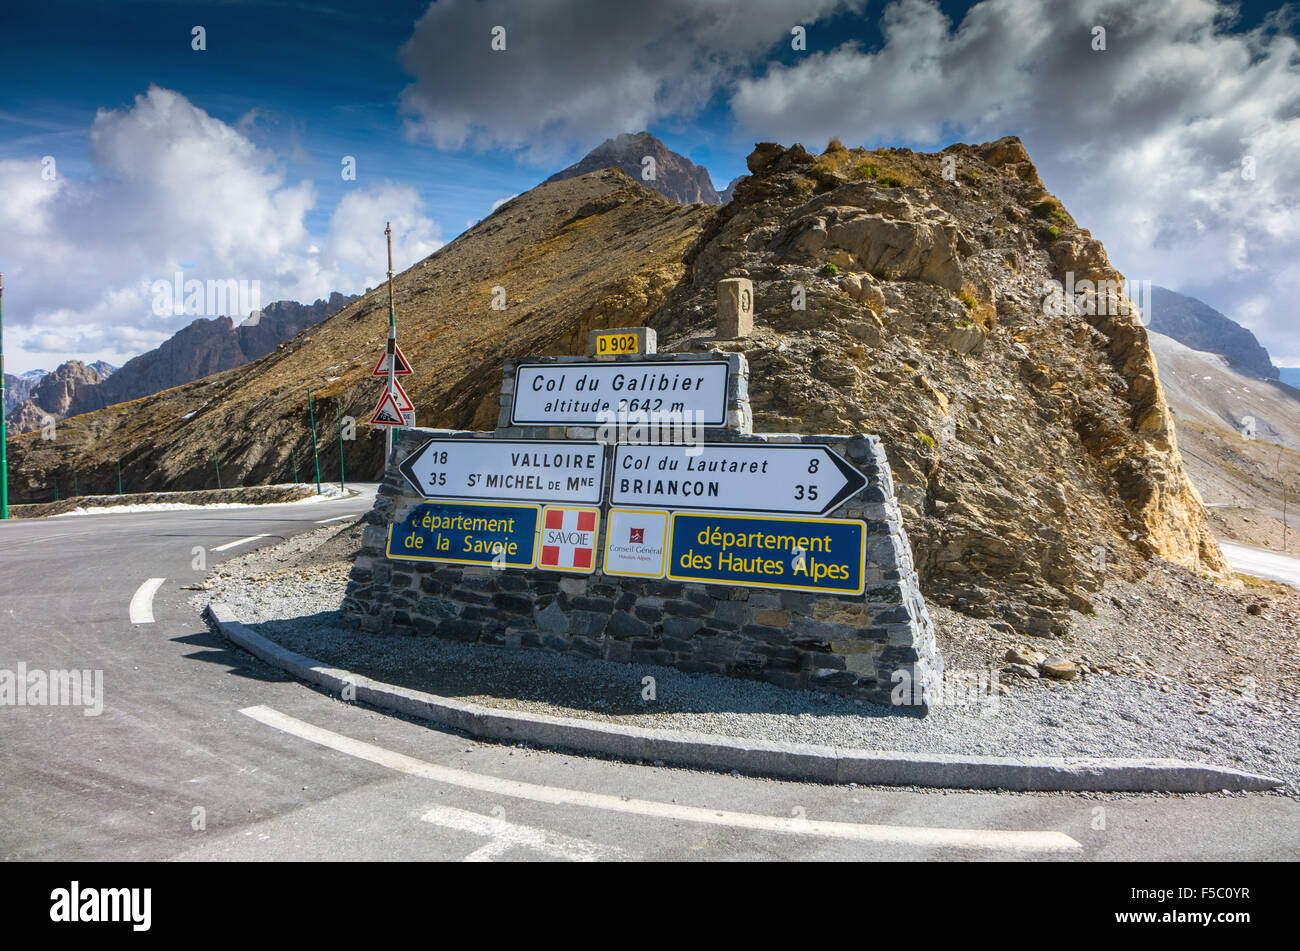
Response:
[594,332,640,355]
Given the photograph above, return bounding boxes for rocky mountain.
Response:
[719,175,746,203]
[5,360,111,432]
[3,369,47,413]
[1147,330,1300,549]
[7,137,1225,640]
[1147,285,1277,380]
[544,132,721,205]
[65,293,354,417]
[5,293,354,433]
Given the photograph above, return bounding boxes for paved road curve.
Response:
[1,492,1298,861]
[1221,541,1300,591]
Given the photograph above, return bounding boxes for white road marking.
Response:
[241,705,1082,853]
[315,514,361,524]
[422,804,627,862]
[211,533,271,552]
[129,577,166,624]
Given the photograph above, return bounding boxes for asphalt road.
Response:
[1,492,1298,862]
[1221,541,1300,590]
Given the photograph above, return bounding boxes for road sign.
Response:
[510,360,729,427]
[611,443,867,516]
[398,437,606,504]
[603,508,668,578]
[388,501,540,568]
[390,378,414,412]
[666,512,866,595]
[538,506,599,573]
[373,344,413,376]
[369,389,405,426]
[593,331,641,355]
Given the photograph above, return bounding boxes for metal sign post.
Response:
[384,222,398,467]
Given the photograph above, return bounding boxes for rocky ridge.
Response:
[644,136,1225,635]
[545,131,722,205]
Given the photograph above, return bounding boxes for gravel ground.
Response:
[197,521,1300,795]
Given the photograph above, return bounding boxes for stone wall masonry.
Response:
[343,350,942,713]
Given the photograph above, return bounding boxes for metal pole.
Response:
[307,388,322,495]
[385,222,398,466]
[214,454,222,490]
[0,272,7,519]
[54,479,58,502]
[337,403,346,490]
[117,457,123,495]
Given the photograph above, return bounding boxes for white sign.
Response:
[603,508,668,578]
[399,437,606,504]
[510,361,729,427]
[611,443,867,516]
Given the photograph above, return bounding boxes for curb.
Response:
[205,601,1284,793]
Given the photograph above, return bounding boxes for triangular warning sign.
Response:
[372,345,413,376]
[390,378,415,413]
[369,389,405,426]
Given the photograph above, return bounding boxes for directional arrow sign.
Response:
[610,443,867,516]
[399,437,607,504]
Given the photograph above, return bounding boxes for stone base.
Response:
[344,430,943,714]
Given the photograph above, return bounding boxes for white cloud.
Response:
[729,0,1300,364]
[0,86,441,373]
[398,0,862,162]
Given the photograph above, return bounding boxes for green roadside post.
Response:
[307,388,322,495]
[337,403,346,490]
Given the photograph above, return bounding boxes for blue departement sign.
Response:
[388,501,540,568]
[667,513,867,595]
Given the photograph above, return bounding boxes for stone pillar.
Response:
[717,278,754,338]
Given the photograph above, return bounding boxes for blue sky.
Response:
[1,0,1297,373]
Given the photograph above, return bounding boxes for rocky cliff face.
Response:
[644,137,1225,635]
[6,360,111,431]
[1147,285,1278,381]
[3,370,45,413]
[545,132,721,205]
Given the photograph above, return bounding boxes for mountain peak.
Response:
[1147,285,1277,381]
[544,131,722,205]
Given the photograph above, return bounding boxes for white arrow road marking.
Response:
[421,804,628,862]
[129,578,166,624]
[240,705,1081,853]
[315,514,361,524]
[212,533,271,552]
